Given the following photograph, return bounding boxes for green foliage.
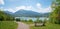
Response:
[49,0,60,24]
[0,15,4,21]
[0,10,14,21]
[35,17,42,23]
[15,18,20,21]
[28,19,33,22]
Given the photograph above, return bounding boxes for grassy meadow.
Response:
[30,23,60,29]
[23,22,60,29]
[0,21,18,29]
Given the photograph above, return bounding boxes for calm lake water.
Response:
[15,17,49,21]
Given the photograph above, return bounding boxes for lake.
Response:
[15,17,49,21]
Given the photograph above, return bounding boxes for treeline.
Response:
[15,17,47,23]
[0,10,14,21]
[49,0,60,24]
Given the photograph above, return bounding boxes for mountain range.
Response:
[5,9,50,17]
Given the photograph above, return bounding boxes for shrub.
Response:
[28,19,33,22]
[16,18,20,21]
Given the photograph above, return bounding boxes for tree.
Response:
[35,17,42,23]
[0,15,4,21]
[28,19,33,22]
[50,0,60,24]
[15,18,20,21]
[0,9,14,21]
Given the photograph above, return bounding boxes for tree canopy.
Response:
[0,9,14,21]
[49,0,60,24]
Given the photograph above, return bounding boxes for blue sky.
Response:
[0,0,52,13]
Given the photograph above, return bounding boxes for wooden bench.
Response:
[34,22,45,27]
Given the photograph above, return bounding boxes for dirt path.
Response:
[16,22,30,29]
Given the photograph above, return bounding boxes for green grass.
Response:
[0,21,18,29]
[23,22,60,29]
[30,23,60,29]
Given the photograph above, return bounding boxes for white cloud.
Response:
[15,6,32,11]
[36,3,41,7]
[16,6,26,11]
[4,6,33,13]
[3,3,52,13]
[4,8,16,13]
[44,6,52,12]
[36,6,52,13]
[0,0,4,5]
[36,3,42,10]
[35,3,52,13]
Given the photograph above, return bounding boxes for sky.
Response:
[0,0,52,13]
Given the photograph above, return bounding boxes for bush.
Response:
[28,19,33,22]
[0,16,4,21]
[0,10,15,21]
[16,18,20,21]
[34,17,42,23]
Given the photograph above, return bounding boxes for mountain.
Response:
[4,11,13,14]
[13,10,41,17]
[4,9,50,17]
